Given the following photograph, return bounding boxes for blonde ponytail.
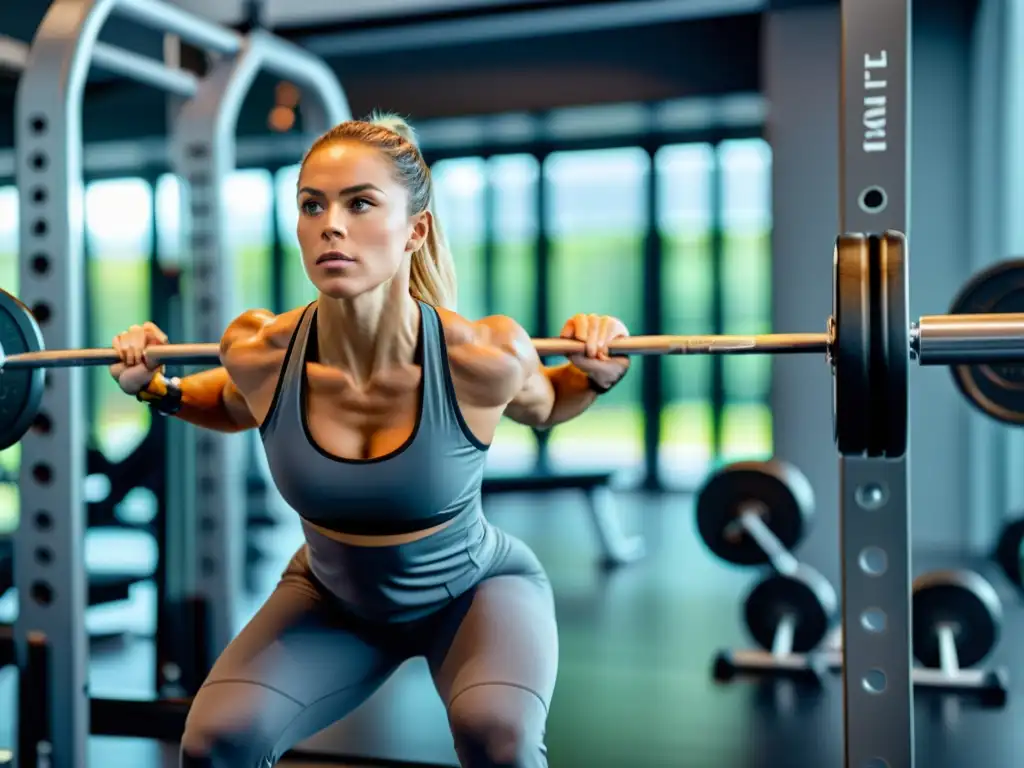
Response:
[369,112,457,310]
[303,111,460,310]
[408,209,458,310]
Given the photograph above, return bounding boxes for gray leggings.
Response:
[180,534,557,767]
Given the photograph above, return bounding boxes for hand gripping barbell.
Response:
[1,231,1024,452]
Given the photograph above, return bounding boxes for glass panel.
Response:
[431,158,486,320]
[85,178,153,462]
[489,154,540,472]
[225,169,274,316]
[656,143,716,488]
[545,147,649,476]
[719,138,773,460]
[155,173,183,269]
[155,169,274,315]
[0,186,18,533]
[275,164,315,310]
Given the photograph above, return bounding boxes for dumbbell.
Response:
[696,459,814,576]
[697,460,840,680]
[911,569,1009,706]
[991,514,1024,592]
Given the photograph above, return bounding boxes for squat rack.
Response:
[838,1,914,767]
[11,1,348,766]
[3,0,940,767]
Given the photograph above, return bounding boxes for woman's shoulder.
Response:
[220,305,307,361]
[433,306,529,352]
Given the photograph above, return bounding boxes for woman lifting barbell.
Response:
[108,114,631,768]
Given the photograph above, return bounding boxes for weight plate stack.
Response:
[947,258,1024,425]
[833,234,873,456]
[877,231,909,458]
[0,290,46,451]
[832,231,909,457]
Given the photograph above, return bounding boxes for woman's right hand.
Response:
[108,322,169,395]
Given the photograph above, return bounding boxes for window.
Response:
[275,164,317,310]
[85,178,154,462]
[544,148,649,474]
[156,169,276,314]
[155,174,184,268]
[224,169,275,316]
[431,157,487,321]
[489,154,541,471]
[656,143,716,486]
[719,139,773,460]
[0,186,18,533]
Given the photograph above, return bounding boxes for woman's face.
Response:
[296,140,427,300]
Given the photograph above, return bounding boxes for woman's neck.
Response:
[315,280,421,386]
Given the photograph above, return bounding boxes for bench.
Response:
[481,470,645,568]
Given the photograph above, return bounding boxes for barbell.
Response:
[2,231,1024,452]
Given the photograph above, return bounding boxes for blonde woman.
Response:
[110,114,630,768]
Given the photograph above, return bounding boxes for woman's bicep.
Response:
[503,368,554,427]
[222,376,259,429]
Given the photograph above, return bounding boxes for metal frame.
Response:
[168,25,350,660]
[838,1,913,767]
[11,2,348,767]
[299,0,762,57]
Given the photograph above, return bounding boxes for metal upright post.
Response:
[169,28,350,658]
[838,1,914,767]
[12,2,240,765]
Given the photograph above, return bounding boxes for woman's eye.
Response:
[301,200,322,215]
[350,197,372,213]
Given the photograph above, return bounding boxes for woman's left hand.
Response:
[558,313,631,389]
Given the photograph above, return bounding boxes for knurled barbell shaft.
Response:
[0,334,830,370]
[2,312,1024,370]
[0,343,222,370]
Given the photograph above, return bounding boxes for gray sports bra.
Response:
[259,301,489,536]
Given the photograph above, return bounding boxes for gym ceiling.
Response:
[0,0,835,150]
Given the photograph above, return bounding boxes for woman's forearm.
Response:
[537,363,599,428]
[141,367,249,432]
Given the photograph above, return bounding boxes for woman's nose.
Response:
[321,218,346,240]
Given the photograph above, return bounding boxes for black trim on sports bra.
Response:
[298,305,426,465]
[258,303,312,438]
[434,317,491,452]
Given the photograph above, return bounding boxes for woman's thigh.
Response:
[182,549,405,766]
[425,535,558,711]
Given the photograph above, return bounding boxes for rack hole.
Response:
[859,546,888,576]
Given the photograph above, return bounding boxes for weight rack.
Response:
[839,1,913,766]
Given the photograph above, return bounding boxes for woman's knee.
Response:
[181,681,301,767]
[448,684,548,768]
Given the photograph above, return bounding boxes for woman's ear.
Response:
[407,209,431,252]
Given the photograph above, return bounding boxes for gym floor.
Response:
[1,490,1022,768]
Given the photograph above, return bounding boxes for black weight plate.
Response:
[948,259,1024,425]
[912,569,1002,669]
[833,234,872,455]
[0,289,45,451]
[993,516,1024,589]
[696,460,815,566]
[744,564,838,653]
[875,231,909,458]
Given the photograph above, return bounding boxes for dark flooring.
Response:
[1,489,1023,767]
